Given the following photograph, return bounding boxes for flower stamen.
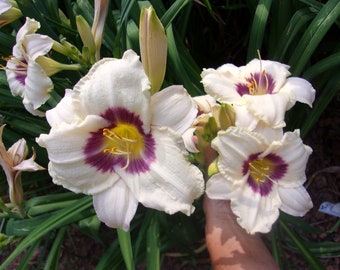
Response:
[248,158,276,184]
[102,125,144,170]
[246,71,269,95]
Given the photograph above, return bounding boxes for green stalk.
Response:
[117,228,135,270]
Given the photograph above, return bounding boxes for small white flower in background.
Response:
[201,59,316,130]
[206,127,313,234]
[0,0,22,27]
[0,125,44,216]
[5,17,54,116]
[37,50,204,231]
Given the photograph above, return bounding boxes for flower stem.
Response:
[117,228,135,270]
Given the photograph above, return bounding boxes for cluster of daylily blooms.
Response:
[0,0,315,234]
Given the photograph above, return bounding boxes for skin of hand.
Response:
[204,196,280,270]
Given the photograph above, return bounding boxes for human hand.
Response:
[204,196,279,270]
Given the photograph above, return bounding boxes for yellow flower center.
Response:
[248,157,275,183]
[102,124,145,169]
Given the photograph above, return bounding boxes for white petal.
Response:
[7,138,27,163]
[45,89,78,127]
[13,17,40,58]
[193,95,216,113]
[205,173,232,200]
[264,130,312,187]
[5,58,25,97]
[212,127,266,181]
[278,186,313,216]
[22,102,46,117]
[117,127,204,216]
[201,64,242,103]
[251,121,284,141]
[24,34,54,60]
[13,158,44,172]
[230,180,281,234]
[0,1,11,14]
[233,104,259,130]
[243,92,290,128]
[280,77,316,109]
[150,85,197,134]
[182,127,199,153]
[73,50,151,130]
[93,179,138,231]
[24,61,53,109]
[37,115,120,194]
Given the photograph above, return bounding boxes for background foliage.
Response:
[0,0,339,269]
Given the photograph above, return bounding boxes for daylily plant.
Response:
[201,59,316,130]
[206,127,313,234]
[37,50,204,231]
[0,125,44,217]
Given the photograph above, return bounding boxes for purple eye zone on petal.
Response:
[236,72,275,96]
[243,152,288,196]
[84,107,156,174]
[15,60,27,86]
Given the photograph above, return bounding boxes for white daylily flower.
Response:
[201,59,316,129]
[0,125,44,214]
[206,127,313,234]
[5,17,54,116]
[37,50,204,231]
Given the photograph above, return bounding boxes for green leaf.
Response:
[16,0,59,39]
[160,0,191,30]
[289,0,340,75]
[44,227,67,270]
[247,0,273,61]
[95,238,122,269]
[303,52,340,81]
[301,76,340,138]
[166,25,203,96]
[25,192,83,209]
[279,220,325,270]
[0,196,93,269]
[272,8,314,62]
[16,238,41,270]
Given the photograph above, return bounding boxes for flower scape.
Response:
[0,1,336,269]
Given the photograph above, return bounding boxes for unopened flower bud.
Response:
[139,6,167,94]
